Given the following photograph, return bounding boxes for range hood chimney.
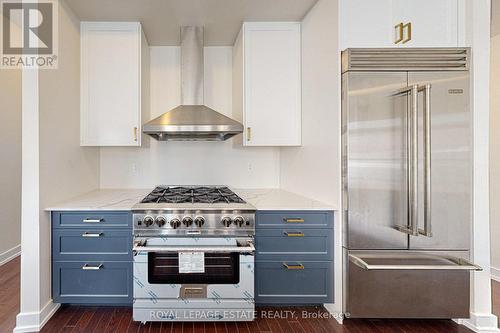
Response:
[143,27,244,141]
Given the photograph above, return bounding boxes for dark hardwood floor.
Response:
[493,279,500,326]
[38,305,477,333]
[0,256,20,333]
[1,257,497,333]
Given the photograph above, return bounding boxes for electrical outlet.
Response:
[131,163,138,174]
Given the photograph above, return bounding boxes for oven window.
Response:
[148,252,240,284]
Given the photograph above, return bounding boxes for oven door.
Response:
[133,237,254,301]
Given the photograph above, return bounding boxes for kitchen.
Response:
[0,0,498,332]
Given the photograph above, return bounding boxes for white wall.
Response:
[99,46,280,189]
[490,33,500,278]
[280,0,340,206]
[16,1,100,331]
[279,0,342,316]
[0,50,21,262]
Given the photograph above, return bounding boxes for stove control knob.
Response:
[143,216,154,227]
[221,216,232,227]
[155,216,166,227]
[182,216,193,227]
[170,218,181,229]
[194,216,205,228]
[234,216,245,227]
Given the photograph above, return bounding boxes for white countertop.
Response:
[234,188,336,211]
[45,188,336,211]
[44,189,150,211]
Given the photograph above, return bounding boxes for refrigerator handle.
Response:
[348,253,482,271]
[419,84,432,237]
[395,85,419,236]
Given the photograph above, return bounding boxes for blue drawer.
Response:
[255,228,333,261]
[52,229,133,261]
[256,211,333,229]
[52,261,132,304]
[52,211,132,229]
[255,261,333,304]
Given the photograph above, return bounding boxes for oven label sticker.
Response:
[179,252,205,273]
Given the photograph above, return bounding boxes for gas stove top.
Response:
[132,185,255,211]
[140,186,246,204]
[132,186,255,236]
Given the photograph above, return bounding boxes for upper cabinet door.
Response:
[81,22,149,146]
[340,0,394,49]
[233,22,302,146]
[392,0,459,47]
[340,0,462,49]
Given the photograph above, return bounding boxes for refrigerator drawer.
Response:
[346,251,479,319]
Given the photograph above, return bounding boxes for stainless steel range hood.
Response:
[143,27,243,141]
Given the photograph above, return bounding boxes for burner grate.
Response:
[140,186,246,204]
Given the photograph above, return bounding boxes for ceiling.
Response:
[65,0,318,46]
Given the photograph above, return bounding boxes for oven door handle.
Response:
[133,243,255,254]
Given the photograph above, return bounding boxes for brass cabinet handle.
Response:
[283,218,304,223]
[402,22,412,44]
[82,232,103,238]
[83,218,104,223]
[133,127,138,142]
[82,264,103,270]
[247,127,251,141]
[283,262,305,270]
[394,22,404,44]
[284,231,304,237]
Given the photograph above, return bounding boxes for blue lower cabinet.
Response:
[255,261,333,304]
[255,228,333,261]
[51,211,133,305]
[254,210,335,305]
[256,211,333,229]
[52,229,133,261]
[52,261,133,304]
[52,211,132,228]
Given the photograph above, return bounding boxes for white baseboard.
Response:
[323,303,344,324]
[491,266,500,282]
[460,312,500,333]
[0,244,21,266]
[14,300,60,333]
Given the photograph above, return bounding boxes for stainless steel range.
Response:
[132,186,256,323]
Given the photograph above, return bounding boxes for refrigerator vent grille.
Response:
[342,48,470,72]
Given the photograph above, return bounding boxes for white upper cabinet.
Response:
[233,22,301,146]
[80,22,149,146]
[340,0,463,49]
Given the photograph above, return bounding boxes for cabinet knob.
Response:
[133,127,138,142]
[247,127,251,141]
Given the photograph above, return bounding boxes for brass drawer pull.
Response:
[402,22,412,44]
[394,22,404,44]
[82,232,103,238]
[82,264,103,270]
[83,218,104,223]
[284,231,304,237]
[284,218,304,223]
[283,262,305,270]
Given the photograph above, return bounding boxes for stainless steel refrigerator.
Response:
[341,48,481,319]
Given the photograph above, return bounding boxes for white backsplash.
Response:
[99,46,281,189]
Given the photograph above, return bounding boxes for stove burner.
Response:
[140,186,246,204]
